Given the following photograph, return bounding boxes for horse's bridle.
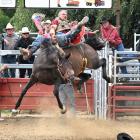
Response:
[57,58,72,82]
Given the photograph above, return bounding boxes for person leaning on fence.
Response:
[1,23,19,78]
[100,17,130,82]
[14,27,35,78]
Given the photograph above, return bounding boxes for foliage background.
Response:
[0,0,140,48]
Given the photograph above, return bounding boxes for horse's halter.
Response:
[57,59,68,81]
[57,58,72,82]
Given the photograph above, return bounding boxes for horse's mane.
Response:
[84,35,105,51]
[40,43,58,56]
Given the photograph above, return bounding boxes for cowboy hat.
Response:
[100,17,111,24]
[117,132,134,140]
[44,20,51,24]
[41,20,51,26]
[56,21,70,32]
[5,23,14,30]
[20,27,30,34]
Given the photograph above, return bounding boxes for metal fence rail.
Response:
[94,42,111,119]
[134,33,140,51]
[113,50,140,84]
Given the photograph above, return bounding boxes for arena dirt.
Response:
[0,113,140,140]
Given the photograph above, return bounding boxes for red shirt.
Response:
[100,25,122,46]
[71,26,85,44]
[51,17,60,26]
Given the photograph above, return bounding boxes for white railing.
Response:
[134,33,140,51]
[94,42,112,119]
[113,50,140,84]
[0,50,35,69]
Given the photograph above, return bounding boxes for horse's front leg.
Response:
[53,84,66,114]
[15,76,36,110]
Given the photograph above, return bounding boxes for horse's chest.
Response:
[36,69,58,84]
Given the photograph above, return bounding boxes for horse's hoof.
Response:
[11,109,20,116]
[60,106,67,114]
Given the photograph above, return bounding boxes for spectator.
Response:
[59,81,76,116]
[51,10,68,31]
[100,17,129,81]
[15,27,35,78]
[41,20,52,34]
[1,23,19,78]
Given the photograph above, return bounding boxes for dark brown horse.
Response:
[14,39,74,113]
[63,35,110,91]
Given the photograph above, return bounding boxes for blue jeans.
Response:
[59,83,76,114]
[1,55,16,77]
[115,43,139,74]
[114,43,128,74]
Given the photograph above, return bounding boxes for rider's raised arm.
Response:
[32,13,45,35]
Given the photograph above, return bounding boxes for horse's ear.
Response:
[65,53,71,59]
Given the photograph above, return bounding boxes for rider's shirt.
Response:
[71,26,85,45]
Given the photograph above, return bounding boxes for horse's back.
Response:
[63,43,99,75]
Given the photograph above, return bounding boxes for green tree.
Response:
[0,10,10,33]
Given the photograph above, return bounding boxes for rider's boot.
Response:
[77,16,89,29]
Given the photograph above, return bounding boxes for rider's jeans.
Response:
[59,83,76,115]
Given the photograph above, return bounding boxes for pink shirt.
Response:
[100,25,122,47]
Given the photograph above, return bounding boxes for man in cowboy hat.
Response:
[100,17,139,82]
[1,23,19,78]
[14,27,35,78]
[41,20,52,34]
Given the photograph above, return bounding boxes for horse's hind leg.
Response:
[77,73,91,93]
[95,58,110,83]
[15,75,37,109]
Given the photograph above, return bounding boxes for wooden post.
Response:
[115,0,121,33]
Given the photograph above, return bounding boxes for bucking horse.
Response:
[14,34,110,114]
[14,39,74,114]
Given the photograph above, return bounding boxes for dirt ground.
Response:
[0,112,140,140]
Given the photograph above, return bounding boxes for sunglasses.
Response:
[22,33,29,35]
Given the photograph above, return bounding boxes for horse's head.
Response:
[58,53,74,82]
[85,34,105,50]
[40,38,74,82]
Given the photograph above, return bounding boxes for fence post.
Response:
[94,42,110,119]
